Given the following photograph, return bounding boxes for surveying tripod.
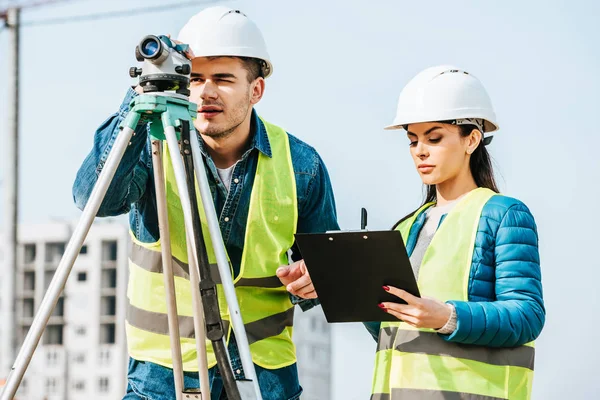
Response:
[1,36,262,400]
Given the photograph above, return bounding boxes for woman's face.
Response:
[406,122,479,186]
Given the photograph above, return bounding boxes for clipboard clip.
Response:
[325,207,369,235]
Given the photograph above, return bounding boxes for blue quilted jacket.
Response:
[366,195,545,347]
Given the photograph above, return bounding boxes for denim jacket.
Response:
[73,88,340,400]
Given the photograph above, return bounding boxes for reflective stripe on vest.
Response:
[371,188,535,400]
[126,117,298,371]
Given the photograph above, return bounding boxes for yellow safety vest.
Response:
[371,188,535,400]
[125,118,298,371]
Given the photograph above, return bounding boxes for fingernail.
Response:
[378,303,387,310]
[383,286,390,291]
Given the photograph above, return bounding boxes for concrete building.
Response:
[294,306,332,400]
[0,220,129,400]
[0,220,348,399]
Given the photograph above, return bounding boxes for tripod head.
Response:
[129,35,192,97]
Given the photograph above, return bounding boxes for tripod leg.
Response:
[179,123,211,399]
[184,235,211,400]
[189,130,262,400]
[151,140,187,400]
[0,123,139,400]
[162,123,241,400]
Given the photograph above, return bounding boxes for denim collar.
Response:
[250,108,272,158]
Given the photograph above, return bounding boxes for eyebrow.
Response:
[190,72,237,79]
[406,126,442,137]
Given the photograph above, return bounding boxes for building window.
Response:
[22,298,34,318]
[24,244,36,264]
[73,380,85,391]
[52,297,64,317]
[77,272,87,282]
[45,242,66,263]
[79,245,88,254]
[46,377,58,394]
[100,323,116,344]
[98,377,110,393]
[73,353,85,364]
[44,270,55,291]
[101,241,118,261]
[44,325,63,345]
[99,349,111,365]
[46,350,59,366]
[101,296,116,316]
[310,344,330,366]
[75,326,86,336]
[18,378,28,396]
[20,325,30,345]
[101,269,117,288]
[309,316,328,334]
[23,271,35,291]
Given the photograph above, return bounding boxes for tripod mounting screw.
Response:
[175,64,191,75]
[129,67,143,78]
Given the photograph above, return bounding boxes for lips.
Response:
[198,106,223,119]
[418,164,435,173]
[199,106,222,113]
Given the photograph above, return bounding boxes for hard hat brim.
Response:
[384,118,499,133]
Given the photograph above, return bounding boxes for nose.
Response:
[415,141,429,159]
[199,80,218,101]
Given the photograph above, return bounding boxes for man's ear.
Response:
[250,77,265,105]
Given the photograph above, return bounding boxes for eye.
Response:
[409,141,417,147]
[429,137,441,143]
[190,77,204,84]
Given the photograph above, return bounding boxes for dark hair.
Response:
[392,124,499,229]
[238,57,265,82]
[205,56,265,82]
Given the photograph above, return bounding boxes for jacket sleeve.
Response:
[72,88,151,217]
[290,142,340,312]
[442,200,546,347]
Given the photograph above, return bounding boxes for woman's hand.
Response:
[380,286,453,329]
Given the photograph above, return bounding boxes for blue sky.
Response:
[1,0,599,398]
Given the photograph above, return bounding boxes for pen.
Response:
[361,207,368,230]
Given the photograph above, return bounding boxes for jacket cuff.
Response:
[118,86,139,116]
[439,300,472,342]
[289,294,320,312]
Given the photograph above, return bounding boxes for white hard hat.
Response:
[177,6,273,78]
[386,65,499,141]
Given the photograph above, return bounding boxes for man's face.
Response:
[189,57,260,139]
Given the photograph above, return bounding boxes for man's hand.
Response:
[379,286,452,329]
[276,260,317,299]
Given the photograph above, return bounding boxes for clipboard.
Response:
[294,230,420,323]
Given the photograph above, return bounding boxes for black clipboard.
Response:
[294,230,420,323]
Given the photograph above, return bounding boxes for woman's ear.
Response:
[466,129,483,155]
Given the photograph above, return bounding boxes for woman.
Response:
[369,66,545,400]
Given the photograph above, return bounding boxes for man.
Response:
[73,6,338,400]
